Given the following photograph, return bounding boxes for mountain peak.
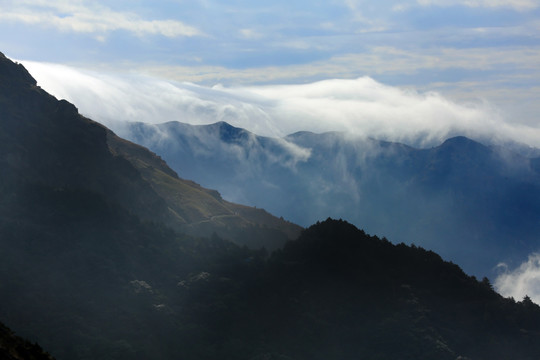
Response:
[0,52,37,88]
[207,121,251,142]
[440,135,483,148]
[436,136,490,157]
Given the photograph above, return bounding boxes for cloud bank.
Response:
[495,254,540,304]
[21,61,540,148]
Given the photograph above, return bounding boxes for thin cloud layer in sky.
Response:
[0,0,203,39]
[416,0,538,11]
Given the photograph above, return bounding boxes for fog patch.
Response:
[495,253,540,304]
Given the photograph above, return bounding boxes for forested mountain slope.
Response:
[166,219,540,360]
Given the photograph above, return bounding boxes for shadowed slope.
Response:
[0,51,301,249]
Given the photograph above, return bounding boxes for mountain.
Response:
[156,219,540,360]
[0,52,300,250]
[0,51,297,358]
[123,120,540,276]
[2,51,540,360]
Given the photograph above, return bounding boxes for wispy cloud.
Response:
[0,0,203,39]
[417,0,540,11]
[131,46,540,84]
[495,253,540,304]
[238,28,263,40]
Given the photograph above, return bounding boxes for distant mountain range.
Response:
[3,51,540,360]
[123,120,540,276]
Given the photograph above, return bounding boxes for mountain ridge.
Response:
[177,218,540,360]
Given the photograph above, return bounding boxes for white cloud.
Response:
[239,28,263,40]
[238,78,535,146]
[20,60,540,149]
[495,253,540,304]
[0,0,203,38]
[21,61,288,137]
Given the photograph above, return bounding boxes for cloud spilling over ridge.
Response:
[21,61,540,148]
[495,254,540,304]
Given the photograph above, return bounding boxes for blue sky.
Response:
[0,0,539,144]
[1,1,538,78]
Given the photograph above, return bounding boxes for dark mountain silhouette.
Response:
[124,120,540,276]
[170,219,540,360]
[0,321,54,360]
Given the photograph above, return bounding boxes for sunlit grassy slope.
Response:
[107,133,301,249]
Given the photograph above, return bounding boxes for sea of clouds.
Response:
[20,60,540,303]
